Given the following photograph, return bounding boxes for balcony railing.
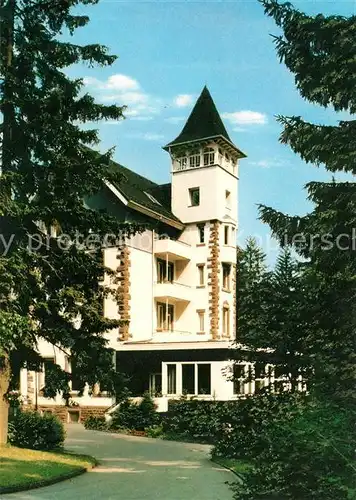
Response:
[154,281,192,302]
[154,237,191,261]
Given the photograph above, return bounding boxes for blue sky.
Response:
[68,0,355,262]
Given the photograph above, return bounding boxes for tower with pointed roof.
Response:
[164,86,246,224]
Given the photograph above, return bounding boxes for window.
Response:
[70,358,82,392]
[233,364,246,395]
[222,263,231,290]
[144,191,161,205]
[38,358,55,393]
[224,225,229,245]
[225,190,231,208]
[198,364,211,394]
[197,264,205,285]
[197,223,205,243]
[157,302,174,331]
[182,364,195,394]
[157,259,174,283]
[274,365,286,393]
[203,147,215,166]
[231,227,236,244]
[167,364,177,395]
[255,363,266,394]
[222,304,230,336]
[197,310,205,332]
[189,187,200,206]
[149,373,162,397]
[189,153,201,168]
[177,157,187,170]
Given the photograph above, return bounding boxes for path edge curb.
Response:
[211,457,245,483]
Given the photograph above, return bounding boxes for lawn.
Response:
[0,446,96,492]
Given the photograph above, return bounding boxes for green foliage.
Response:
[212,393,306,461]
[8,410,65,451]
[0,0,143,407]
[234,241,311,390]
[231,399,356,499]
[83,415,108,431]
[161,395,306,449]
[110,394,160,431]
[257,1,356,402]
[162,398,224,444]
[146,424,164,439]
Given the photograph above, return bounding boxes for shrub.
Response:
[146,424,164,438]
[212,392,306,460]
[162,398,224,444]
[8,410,65,450]
[84,415,108,431]
[231,399,356,500]
[110,393,160,431]
[162,394,306,449]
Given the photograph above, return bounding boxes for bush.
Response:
[110,393,160,431]
[8,410,65,450]
[83,415,108,431]
[162,394,306,449]
[231,399,356,500]
[212,393,306,460]
[162,398,224,444]
[146,424,164,438]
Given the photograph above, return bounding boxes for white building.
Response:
[21,87,249,422]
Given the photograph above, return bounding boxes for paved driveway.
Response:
[4,424,234,500]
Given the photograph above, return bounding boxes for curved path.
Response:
[4,424,234,500]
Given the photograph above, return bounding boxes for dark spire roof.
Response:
[164,86,232,149]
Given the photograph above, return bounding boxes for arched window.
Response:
[203,147,215,166]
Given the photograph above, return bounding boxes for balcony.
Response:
[154,281,192,303]
[154,237,191,261]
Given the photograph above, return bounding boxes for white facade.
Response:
[21,87,248,419]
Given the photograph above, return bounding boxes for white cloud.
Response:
[143,133,164,141]
[103,74,140,92]
[83,74,158,120]
[165,116,185,124]
[222,110,268,126]
[125,132,164,141]
[174,94,194,108]
[249,158,289,169]
[101,120,123,126]
[131,116,154,122]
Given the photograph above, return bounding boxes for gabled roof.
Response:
[164,86,232,149]
[107,161,183,228]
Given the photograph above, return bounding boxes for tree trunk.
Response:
[0,353,10,445]
[0,0,16,447]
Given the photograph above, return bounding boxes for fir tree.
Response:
[234,241,310,392]
[259,0,356,403]
[0,0,143,443]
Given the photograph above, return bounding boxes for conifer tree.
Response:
[0,0,142,443]
[259,0,356,403]
[235,241,310,391]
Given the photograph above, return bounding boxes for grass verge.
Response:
[0,446,97,494]
[211,456,254,481]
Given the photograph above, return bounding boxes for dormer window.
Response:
[203,147,215,166]
[144,192,161,205]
